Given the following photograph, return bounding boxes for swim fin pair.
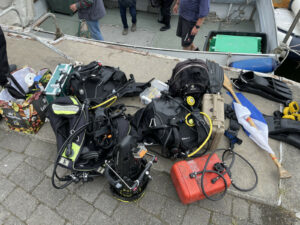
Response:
[264,112,300,149]
[232,71,292,104]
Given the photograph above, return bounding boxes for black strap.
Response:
[224,104,242,149]
[4,73,26,99]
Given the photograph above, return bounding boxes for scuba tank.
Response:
[105,135,157,201]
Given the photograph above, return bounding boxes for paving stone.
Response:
[75,176,106,203]
[182,205,211,225]
[250,204,263,225]
[94,192,118,216]
[211,212,234,225]
[45,164,54,177]
[86,210,118,225]
[0,152,25,176]
[160,198,187,225]
[148,217,163,225]
[198,194,232,216]
[0,147,9,160]
[233,198,249,220]
[113,203,150,225]
[27,204,65,225]
[0,204,11,224]
[235,219,256,225]
[0,132,30,153]
[25,156,51,171]
[32,178,68,209]
[24,140,56,161]
[147,171,178,199]
[3,215,25,225]
[3,188,38,221]
[0,130,7,141]
[139,191,166,216]
[0,175,16,201]
[9,163,44,192]
[57,195,94,225]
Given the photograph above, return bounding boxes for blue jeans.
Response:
[86,20,104,41]
[119,4,137,29]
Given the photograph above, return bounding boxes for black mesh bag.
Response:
[168,59,210,103]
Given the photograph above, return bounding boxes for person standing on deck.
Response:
[173,0,209,50]
[158,0,174,31]
[118,0,137,35]
[70,0,106,41]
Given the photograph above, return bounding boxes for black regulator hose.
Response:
[196,148,258,201]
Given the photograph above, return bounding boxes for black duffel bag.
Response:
[131,94,211,158]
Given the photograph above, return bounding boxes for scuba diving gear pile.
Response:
[264,110,300,149]
[48,98,156,199]
[132,94,212,158]
[46,61,156,201]
[232,71,292,104]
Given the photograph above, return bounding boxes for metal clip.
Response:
[149,118,156,128]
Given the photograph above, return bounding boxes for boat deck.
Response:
[39,8,256,50]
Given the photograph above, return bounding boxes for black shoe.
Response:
[194,47,200,51]
[160,26,170,31]
[157,19,164,24]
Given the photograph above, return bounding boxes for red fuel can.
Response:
[170,153,231,204]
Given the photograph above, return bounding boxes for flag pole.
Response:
[223,74,291,179]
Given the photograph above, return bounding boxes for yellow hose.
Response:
[89,96,117,110]
[187,112,213,157]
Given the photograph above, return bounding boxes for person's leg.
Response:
[119,4,129,29]
[180,17,196,50]
[129,4,137,31]
[161,0,173,29]
[86,20,104,41]
[0,26,9,86]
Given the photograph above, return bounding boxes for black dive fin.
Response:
[206,60,224,94]
[264,115,300,149]
[232,71,292,104]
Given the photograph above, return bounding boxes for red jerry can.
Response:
[170,153,231,204]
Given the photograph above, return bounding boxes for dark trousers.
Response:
[0,26,9,86]
[119,4,137,29]
[160,0,174,26]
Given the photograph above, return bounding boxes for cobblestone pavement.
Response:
[0,129,298,225]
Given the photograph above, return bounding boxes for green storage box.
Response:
[46,0,77,15]
[209,35,262,54]
[44,64,73,103]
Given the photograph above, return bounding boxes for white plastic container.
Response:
[140,79,169,104]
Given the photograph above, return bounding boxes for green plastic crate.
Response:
[209,35,262,54]
[46,0,77,15]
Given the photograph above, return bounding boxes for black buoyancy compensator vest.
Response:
[132,94,210,158]
[47,96,88,170]
[67,61,152,106]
